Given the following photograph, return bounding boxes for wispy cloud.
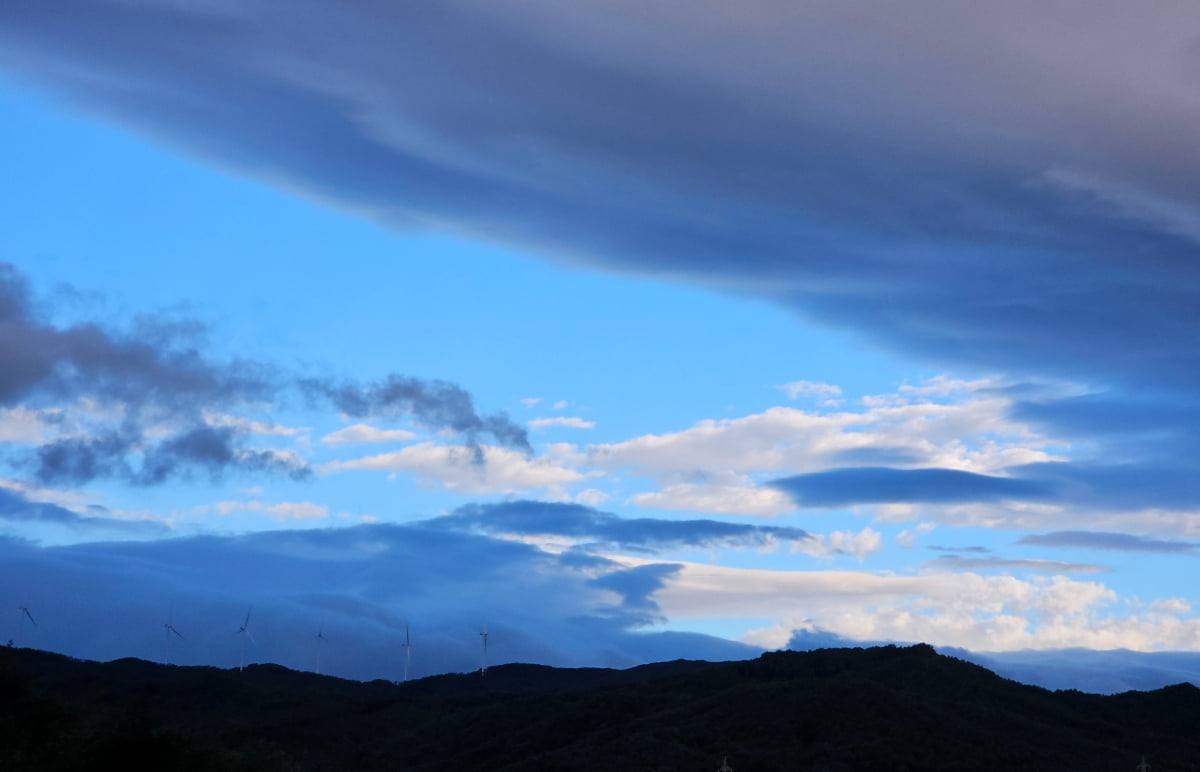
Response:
[431,500,812,554]
[319,423,416,446]
[529,416,595,430]
[1018,531,1199,555]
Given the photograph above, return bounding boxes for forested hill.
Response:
[2,643,1198,770]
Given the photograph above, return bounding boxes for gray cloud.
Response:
[923,554,1108,574]
[0,486,167,537]
[302,375,530,455]
[2,1,1198,396]
[0,262,271,412]
[0,263,528,485]
[770,467,1052,507]
[430,500,811,554]
[1018,531,1199,555]
[33,427,310,487]
[0,521,757,679]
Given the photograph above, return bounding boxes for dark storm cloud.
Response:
[1018,531,1199,554]
[769,467,1052,507]
[0,263,528,484]
[3,1,1199,393]
[302,376,530,454]
[430,500,811,553]
[0,522,756,679]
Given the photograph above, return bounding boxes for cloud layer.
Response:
[0,263,528,487]
[3,1,1199,393]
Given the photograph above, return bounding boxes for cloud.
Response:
[431,499,812,554]
[770,467,1053,507]
[628,483,795,517]
[793,528,882,562]
[587,389,1058,486]
[552,401,568,410]
[1017,531,1199,555]
[923,555,1109,575]
[529,416,595,431]
[0,263,528,486]
[661,561,1200,654]
[302,375,530,454]
[777,380,842,403]
[4,2,1199,398]
[323,442,585,494]
[212,499,330,522]
[520,397,543,408]
[0,486,167,539]
[0,520,756,679]
[34,426,311,486]
[319,423,417,446]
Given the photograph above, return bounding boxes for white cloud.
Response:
[552,400,568,410]
[589,382,1058,484]
[1151,598,1192,614]
[896,522,936,548]
[628,484,795,517]
[651,561,1200,653]
[520,397,543,408]
[323,442,589,494]
[0,407,56,443]
[212,500,330,521]
[320,423,417,445]
[204,412,308,437]
[529,416,595,430]
[794,528,883,561]
[777,380,842,404]
[573,488,610,507]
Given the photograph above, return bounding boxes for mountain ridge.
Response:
[2,643,1198,770]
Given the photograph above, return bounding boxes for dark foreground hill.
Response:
[1,644,1198,771]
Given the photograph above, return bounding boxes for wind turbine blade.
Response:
[246,629,257,645]
[244,608,252,627]
[23,608,36,626]
[172,626,184,640]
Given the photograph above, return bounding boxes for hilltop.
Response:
[2,644,1198,770]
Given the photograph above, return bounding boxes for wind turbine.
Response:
[234,608,255,671]
[314,627,327,675]
[16,605,35,648]
[479,624,488,676]
[162,618,184,665]
[401,624,412,682]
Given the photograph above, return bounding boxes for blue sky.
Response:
[1,2,1199,688]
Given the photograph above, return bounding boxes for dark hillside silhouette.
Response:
[1,644,1197,770]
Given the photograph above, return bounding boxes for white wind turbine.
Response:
[479,624,488,675]
[234,608,255,671]
[401,624,412,682]
[16,605,36,647]
[314,627,327,675]
[162,618,184,665]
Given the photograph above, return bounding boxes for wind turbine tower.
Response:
[163,619,184,665]
[16,606,35,648]
[234,608,255,671]
[402,624,412,682]
[315,627,327,675]
[479,625,489,676]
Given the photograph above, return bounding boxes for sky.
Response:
[1,1,1199,690]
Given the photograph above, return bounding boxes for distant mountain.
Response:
[2,644,1198,770]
